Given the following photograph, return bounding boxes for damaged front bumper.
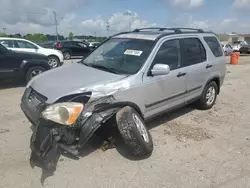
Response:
[21,87,119,172]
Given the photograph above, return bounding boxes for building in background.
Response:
[228,33,250,44]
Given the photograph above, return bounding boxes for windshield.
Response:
[82,38,154,75]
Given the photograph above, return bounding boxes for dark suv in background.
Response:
[55,40,91,60]
[0,43,51,83]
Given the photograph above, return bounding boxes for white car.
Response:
[221,43,233,56]
[0,38,64,68]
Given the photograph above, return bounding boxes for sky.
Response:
[0,0,250,36]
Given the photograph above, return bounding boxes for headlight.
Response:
[42,102,84,126]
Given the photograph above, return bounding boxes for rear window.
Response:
[204,36,223,57]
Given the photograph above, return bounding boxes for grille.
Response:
[29,88,47,103]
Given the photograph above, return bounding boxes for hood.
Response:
[28,62,128,103]
[13,50,48,60]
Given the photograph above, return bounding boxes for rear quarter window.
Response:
[204,36,223,57]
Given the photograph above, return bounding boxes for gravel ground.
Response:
[1,56,250,188]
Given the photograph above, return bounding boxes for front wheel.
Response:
[48,56,59,68]
[197,81,218,110]
[25,66,46,83]
[116,106,153,157]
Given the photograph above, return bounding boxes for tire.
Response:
[25,66,46,83]
[63,52,71,60]
[197,81,218,110]
[115,106,153,157]
[48,56,59,68]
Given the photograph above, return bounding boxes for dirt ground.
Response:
[1,56,250,188]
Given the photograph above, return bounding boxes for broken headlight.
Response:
[42,102,84,126]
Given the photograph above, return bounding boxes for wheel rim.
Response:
[30,69,43,79]
[206,86,216,105]
[64,53,70,59]
[48,58,58,68]
[132,113,149,143]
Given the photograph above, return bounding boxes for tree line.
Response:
[0,32,107,43]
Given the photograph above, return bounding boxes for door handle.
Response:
[206,64,213,69]
[177,72,186,77]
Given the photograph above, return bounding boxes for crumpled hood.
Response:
[27,62,128,103]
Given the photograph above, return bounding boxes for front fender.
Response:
[78,96,143,147]
[20,59,50,73]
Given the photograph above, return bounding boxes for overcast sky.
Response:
[0,0,250,36]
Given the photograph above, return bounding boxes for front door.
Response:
[142,39,187,119]
[0,47,19,80]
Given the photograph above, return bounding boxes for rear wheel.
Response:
[63,52,71,60]
[197,81,218,110]
[116,106,153,157]
[25,66,46,83]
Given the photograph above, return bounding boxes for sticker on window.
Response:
[124,49,143,56]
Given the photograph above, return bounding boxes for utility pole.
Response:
[2,28,6,34]
[53,11,59,42]
[106,21,110,37]
[128,21,132,31]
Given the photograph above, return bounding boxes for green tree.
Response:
[0,33,8,37]
[24,33,48,43]
[68,32,74,40]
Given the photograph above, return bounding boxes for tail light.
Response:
[57,45,63,49]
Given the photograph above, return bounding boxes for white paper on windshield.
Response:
[124,49,143,56]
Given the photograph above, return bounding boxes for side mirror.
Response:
[150,64,170,76]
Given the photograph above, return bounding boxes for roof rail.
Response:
[133,27,204,33]
[133,27,181,33]
[171,27,204,33]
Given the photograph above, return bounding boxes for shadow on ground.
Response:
[0,80,25,89]
[70,104,196,161]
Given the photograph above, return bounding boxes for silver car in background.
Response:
[222,43,233,55]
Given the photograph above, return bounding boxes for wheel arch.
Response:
[205,76,220,94]
[78,101,143,147]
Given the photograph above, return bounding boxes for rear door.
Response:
[179,37,208,101]
[71,41,89,56]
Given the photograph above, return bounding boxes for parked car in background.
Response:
[0,43,51,83]
[40,41,56,49]
[222,43,233,56]
[231,41,248,52]
[239,45,250,54]
[89,42,101,50]
[0,38,64,68]
[55,40,91,60]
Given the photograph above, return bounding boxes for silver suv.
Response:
[21,27,226,172]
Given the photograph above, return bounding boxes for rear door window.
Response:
[181,38,206,67]
[204,36,223,57]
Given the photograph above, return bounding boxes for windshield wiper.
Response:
[88,64,120,74]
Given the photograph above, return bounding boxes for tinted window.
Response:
[152,39,181,70]
[182,38,206,66]
[204,36,223,57]
[0,44,7,54]
[16,41,36,49]
[225,44,232,49]
[0,40,9,48]
[77,42,87,48]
